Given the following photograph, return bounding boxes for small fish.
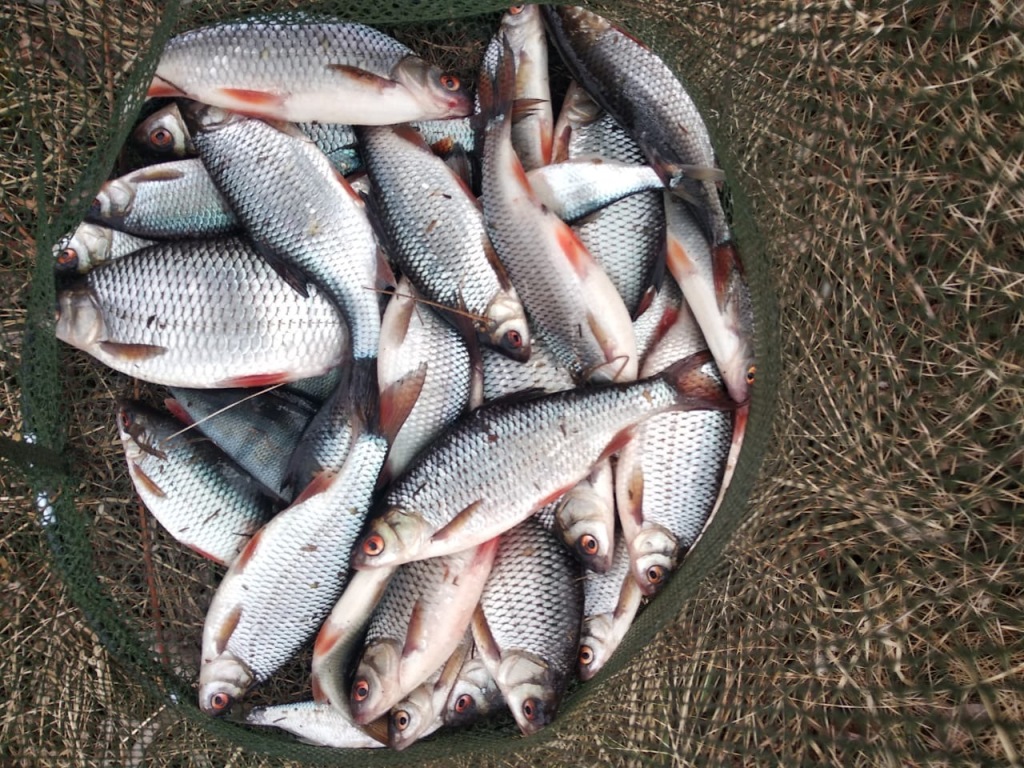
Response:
[87,159,238,239]
[246,701,385,749]
[351,351,733,570]
[526,159,663,223]
[151,18,471,124]
[578,534,643,681]
[472,518,582,735]
[55,237,348,388]
[52,223,155,275]
[116,400,274,565]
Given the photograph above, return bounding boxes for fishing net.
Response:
[2,0,1021,764]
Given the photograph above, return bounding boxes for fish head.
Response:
[392,56,473,120]
[629,526,679,596]
[715,266,756,405]
[350,639,402,725]
[496,651,562,736]
[350,508,430,570]
[115,400,167,463]
[182,102,247,135]
[482,289,531,362]
[388,684,439,751]
[90,178,135,223]
[555,488,614,573]
[443,657,501,727]
[500,4,544,49]
[55,284,106,351]
[198,654,253,716]
[132,103,191,157]
[578,613,616,681]
[53,224,112,275]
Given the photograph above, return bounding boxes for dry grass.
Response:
[2,0,1023,766]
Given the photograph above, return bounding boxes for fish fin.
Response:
[660,351,737,409]
[232,525,265,572]
[535,483,575,510]
[379,363,427,446]
[362,716,391,746]
[215,371,292,388]
[480,232,512,290]
[349,357,382,434]
[470,605,502,668]
[676,164,726,183]
[327,64,399,91]
[429,499,484,545]
[598,427,636,463]
[146,76,185,98]
[390,123,432,151]
[216,87,285,110]
[619,462,645,528]
[213,604,242,656]
[510,97,548,124]
[312,619,344,674]
[249,236,310,298]
[376,248,397,293]
[712,242,741,312]
[310,673,329,705]
[98,341,167,361]
[665,229,697,280]
[162,398,195,427]
[401,600,430,660]
[292,470,337,506]
[554,223,594,277]
[129,166,185,183]
[131,464,166,498]
[444,146,476,193]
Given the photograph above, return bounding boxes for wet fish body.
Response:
[246,701,384,748]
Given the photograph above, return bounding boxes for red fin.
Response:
[232,526,265,573]
[429,499,483,545]
[379,364,427,445]
[391,123,431,151]
[555,224,593,277]
[401,601,430,660]
[217,87,284,107]
[313,620,343,669]
[147,77,185,98]
[216,372,291,388]
[661,351,736,410]
[510,97,547,124]
[470,606,501,667]
[535,484,574,510]
[99,341,166,361]
[131,464,166,498]
[130,167,185,183]
[666,235,696,280]
[162,398,194,427]
[213,604,242,656]
[540,124,553,166]
[327,64,397,90]
[292,470,337,506]
[712,243,739,312]
[652,305,681,347]
[620,462,645,527]
[599,428,635,463]
[363,716,391,746]
[311,674,328,705]
[430,136,455,156]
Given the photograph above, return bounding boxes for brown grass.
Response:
[2,0,1023,766]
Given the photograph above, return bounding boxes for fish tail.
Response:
[347,356,381,435]
[659,350,736,411]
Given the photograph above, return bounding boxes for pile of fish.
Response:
[54,5,756,751]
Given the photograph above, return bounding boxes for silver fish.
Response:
[616,306,732,595]
[53,222,154,275]
[349,540,498,724]
[501,4,553,171]
[664,192,755,403]
[116,400,274,566]
[151,17,472,124]
[480,327,574,401]
[55,237,348,388]
[351,351,733,570]
[480,41,637,383]
[632,273,683,365]
[472,518,582,735]
[358,124,529,360]
[165,386,318,504]
[378,278,473,480]
[246,701,384,749]
[88,159,237,239]
[526,159,663,223]
[198,428,387,715]
[578,534,643,681]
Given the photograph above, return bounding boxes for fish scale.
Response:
[55,236,347,388]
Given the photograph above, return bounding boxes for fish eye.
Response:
[579,534,599,556]
[746,364,756,385]
[646,565,666,585]
[454,693,473,714]
[579,645,594,666]
[522,697,540,722]
[439,74,460,91]
[393,710,411,731]
[509,4,526,13]
[150,127,174,149]
[209,692,233,712]
[502,329,523,350]
[57,247,79,269]
[353,679,370,702]
[362,534,385,556]
[118,410,133,431]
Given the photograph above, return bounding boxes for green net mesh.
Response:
[2,0,1021,765]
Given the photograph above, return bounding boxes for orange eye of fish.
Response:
[454,694,473,714]
[646,565,666,585]
[353,679,370,702]
[509,4,526,13]
[579,534,599,556]
[119,410,133,431]
[394,710,410,731]
[502,329,523,350]
[579,645,594,666]
[439,74,460,91]
[362,534,385,556]
[150,127,174,149]
[209,692,232,712]
[57,248,78,267]
[746,364,757,385]
[522,697,539,722]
